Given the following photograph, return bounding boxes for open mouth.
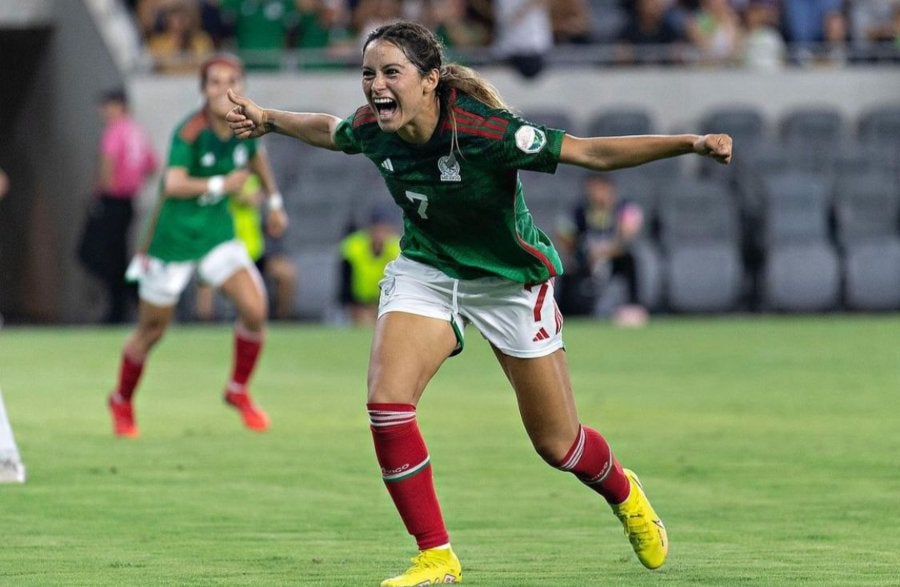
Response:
[372,97,398,119]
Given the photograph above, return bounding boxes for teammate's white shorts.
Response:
[378,255,564,359]
[127,240,256,307]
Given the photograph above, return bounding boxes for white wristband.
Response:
[207,175,225,196]
[268,192,284,211]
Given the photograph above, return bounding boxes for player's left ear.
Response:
[423,68,439,94]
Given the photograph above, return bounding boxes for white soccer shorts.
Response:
[378,255,565,358]
[129,239,255,307]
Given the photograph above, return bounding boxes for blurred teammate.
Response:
[107,52,287,438]
[226,21,731,585]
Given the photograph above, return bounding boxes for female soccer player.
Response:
[107,52,287,438]
[227,22,732,586]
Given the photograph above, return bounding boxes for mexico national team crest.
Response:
[438,154,461,182]
[515,126,547,154]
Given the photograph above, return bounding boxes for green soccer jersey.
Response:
[148,110,258,262]
[333,91,566,284]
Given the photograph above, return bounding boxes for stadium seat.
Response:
[665,244,744,313]
[779,105,847,145]
[843,240,900,311]
[291,246,342,321]
[657,177,741,250]
[762,242,841,312]
[760,171,832,246]
[759,169,842,312]
[585,107,655,137]
[701,105,769,146]
[857,104,900,148]
[521,108,576,133]
[656,177,744,312]
[857,104,900,176]
[832,170,900,248]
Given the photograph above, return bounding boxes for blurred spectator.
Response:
[79,89,159,324]
[819,6,849,65]
[780,0,843,58]
[555,174,647,326]
[551,0,594,44]
[616,0,688,64]
[850,0,900,51]
[685,0,743,65]
[199,0,235,48]
[352,0,404,48]
[295,0,340,49]
[492,0,554,78]
[293,0,359,66]
[419,0,491,50]
[218,0,302,67]
[339,207,401,326]
[741,0,787,70]
[147,0,215,73]
[135,0,172,38]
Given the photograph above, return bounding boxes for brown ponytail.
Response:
[439,63,508,111]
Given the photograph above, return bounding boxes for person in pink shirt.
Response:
[81,88,159,323]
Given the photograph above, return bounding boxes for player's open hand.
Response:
[227,89,268,139]
[694,133,732,165]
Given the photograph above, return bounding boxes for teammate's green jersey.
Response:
[333,90,566,284]
[148,110,258,261]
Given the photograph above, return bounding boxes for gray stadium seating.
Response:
[843,241,900,311]
[762,242,841,312]
[586,107,655,137]
[779,105,847,145]
[521,108,576,134]
[291,246,342,322]
[832,170,900,248]
[759,170,841,311]
[657,177,744,312]
[760,171,831,246]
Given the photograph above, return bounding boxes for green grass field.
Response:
[1,315,899,586]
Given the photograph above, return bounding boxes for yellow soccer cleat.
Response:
[381,547,462,586]
[611,469,668,569]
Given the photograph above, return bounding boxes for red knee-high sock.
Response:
[113,353,144,402]
[228,326,263,392]
[556,425,631,505]
[368,403,449,550]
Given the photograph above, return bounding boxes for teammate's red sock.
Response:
[556,425,631,504]
[113,352,144,402]
[368,403,449,550]
[228,326,263,392]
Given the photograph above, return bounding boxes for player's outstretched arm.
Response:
[559,133,732,172]
[226,89,342,151]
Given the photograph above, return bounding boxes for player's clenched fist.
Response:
[693,133,733,164]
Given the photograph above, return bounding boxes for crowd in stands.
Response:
[128,0,900,74]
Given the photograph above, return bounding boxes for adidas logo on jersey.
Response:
[381,158,394,172]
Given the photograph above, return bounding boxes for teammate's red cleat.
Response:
[108,394,139,438]
[224,390,270,431]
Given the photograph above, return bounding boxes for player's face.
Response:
[362,39,439,142]
[204,63,245,120]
